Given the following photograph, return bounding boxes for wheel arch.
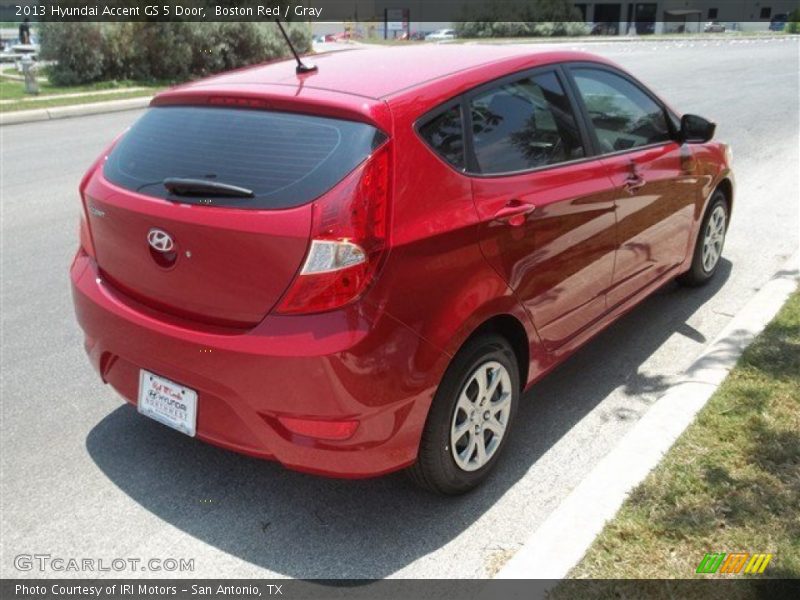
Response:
[681,173,734,274]
[457,314,531,391]
[716,176,734,216]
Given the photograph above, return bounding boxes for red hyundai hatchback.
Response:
[71,45,733,494]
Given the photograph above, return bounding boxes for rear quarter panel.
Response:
[362,87,543,394]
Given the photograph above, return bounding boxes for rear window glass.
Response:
[103,106,385,209]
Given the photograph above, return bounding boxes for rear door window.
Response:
[418,104,465,170]
[103,106,385,209]
[571,68,671,153]
[468,71,585,175]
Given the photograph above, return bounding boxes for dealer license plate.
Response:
[137,370,198,437]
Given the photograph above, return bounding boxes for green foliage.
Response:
[567,290,800,580]
[40,22,311,85]
[787,9,800,34]
[39,22,107,85]
[455,0,587,38]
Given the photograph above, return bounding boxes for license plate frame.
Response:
[137,370,198,437]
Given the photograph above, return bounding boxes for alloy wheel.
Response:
[702,204,727,273]
[449,361,512,472]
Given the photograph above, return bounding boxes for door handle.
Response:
[623,176,646,195]
[493,200,537,227]
[624,159,646,195]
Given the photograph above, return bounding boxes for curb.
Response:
[0,95,152,126]
[496,250,799,581]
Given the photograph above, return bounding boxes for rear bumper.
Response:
[70,252,447,478]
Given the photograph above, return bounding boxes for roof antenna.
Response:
[275,19,317,74]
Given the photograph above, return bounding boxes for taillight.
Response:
[78,132,123,260]
[277,142,391,315]
[79,210,96,258]
[79,171,99,260]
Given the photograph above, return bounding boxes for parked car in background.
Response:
[71,45,733,494]
[328,30,362,42]
[704,21,726,32]
[426,29,457,41]
[410,31,431,41]
[769,14,788,31]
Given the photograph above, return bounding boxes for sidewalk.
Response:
[496,251,799,581]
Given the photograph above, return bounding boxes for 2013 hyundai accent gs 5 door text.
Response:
[71,45,733,494]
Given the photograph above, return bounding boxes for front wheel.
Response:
[678,191,729,287]
[407,334,519,494]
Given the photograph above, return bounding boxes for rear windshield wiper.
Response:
[163,178,254,198]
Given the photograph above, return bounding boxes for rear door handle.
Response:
[493,200,537,227]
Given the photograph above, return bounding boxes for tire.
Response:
[407,334,520,495]
[677,191,729,287]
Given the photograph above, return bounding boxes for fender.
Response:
[678,143,734,274]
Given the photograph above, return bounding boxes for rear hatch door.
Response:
[85,104,384,327]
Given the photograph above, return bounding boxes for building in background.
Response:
[311,0,798,39]
[574,1,799,34]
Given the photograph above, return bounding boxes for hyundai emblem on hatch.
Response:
[147,228,175,252]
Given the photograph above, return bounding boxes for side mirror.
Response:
[680,114,716,144]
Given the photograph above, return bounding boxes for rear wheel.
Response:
[678,191,728,287]
[407,334,519,494]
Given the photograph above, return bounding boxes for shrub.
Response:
[40,22,312,85]
[531,22,558,37]
[39,22,107,85]
[787,9,800,34]
[101,23,139,81]
[128,22,197,82]
[456,20,587,38]
[455,0,586,38]
[562,21,590,36]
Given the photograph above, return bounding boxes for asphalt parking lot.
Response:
[1,36,798,579]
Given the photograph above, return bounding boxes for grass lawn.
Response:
[0,75,160,99]
[0,70,164,112]
[0,89,159,113]
[569,289,799,580]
